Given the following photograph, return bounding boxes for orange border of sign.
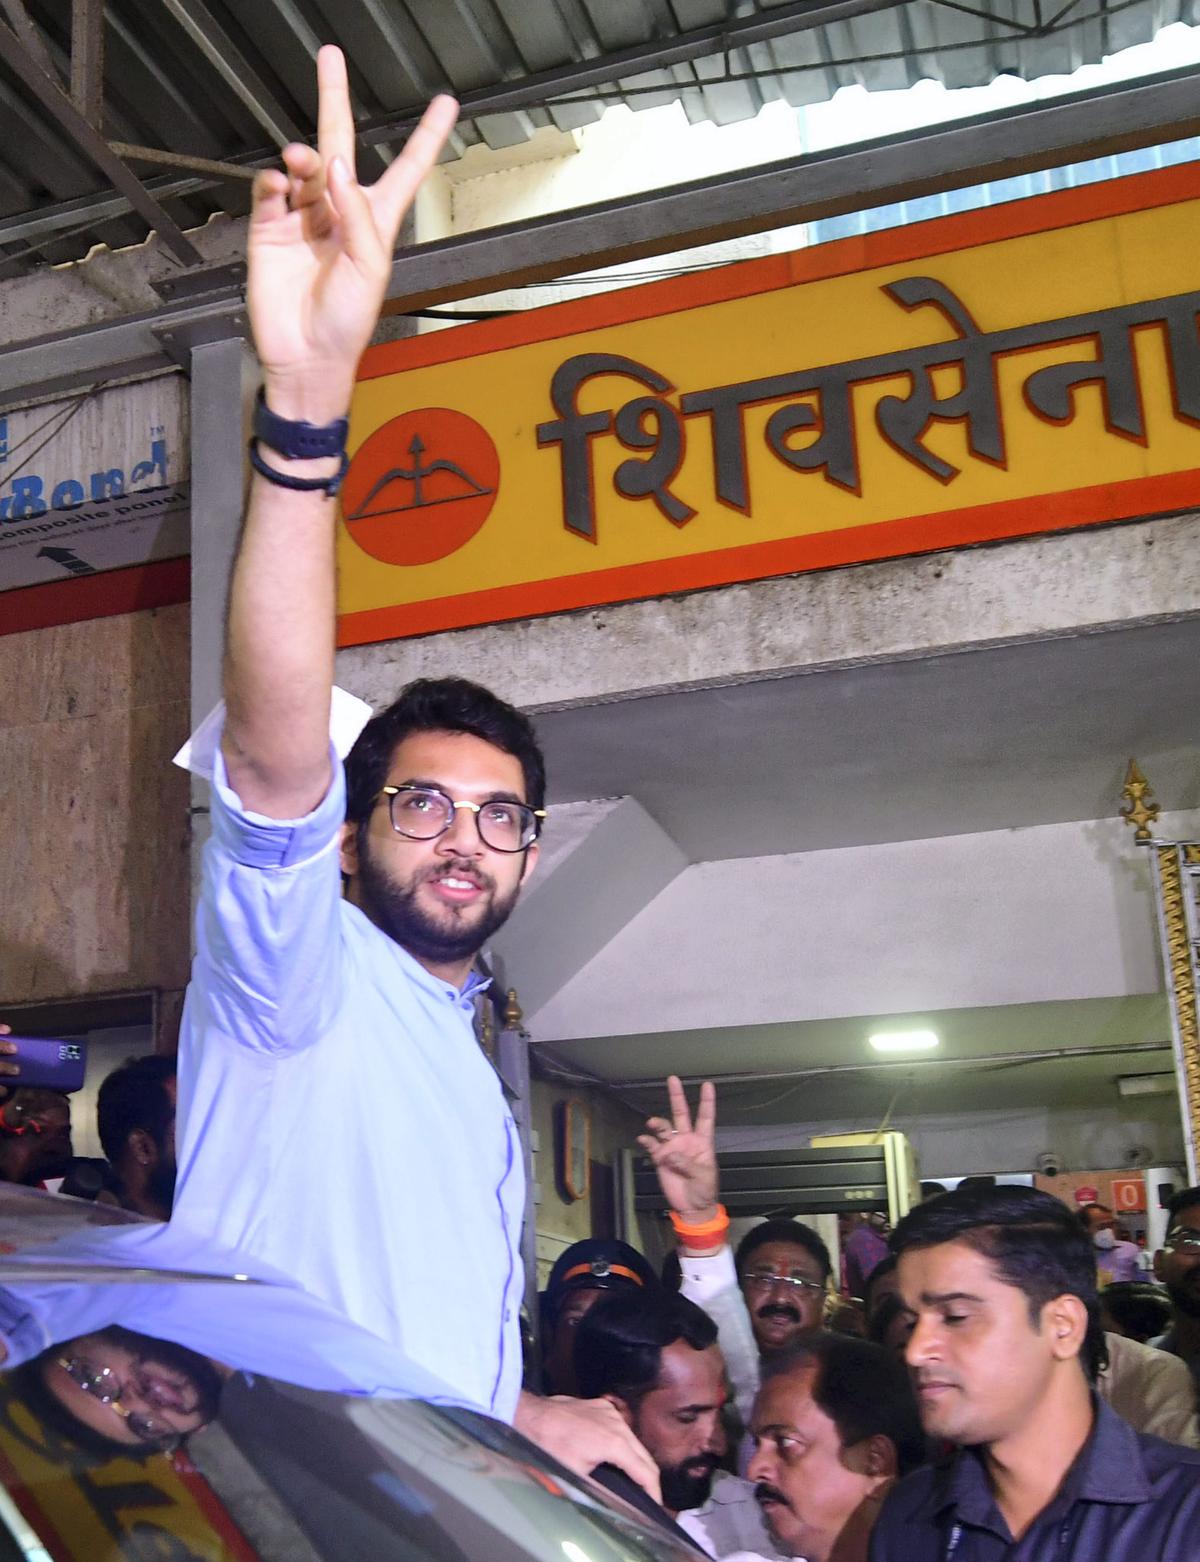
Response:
[0,556,189,638]
[340,161,1200,646]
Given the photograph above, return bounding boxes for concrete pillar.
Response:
[188,335,250,915]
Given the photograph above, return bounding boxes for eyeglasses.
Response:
[56,1356,185,1450]
[743,1270,825,1294]
[380,785,545,853]
[1164,1230,1200,1255]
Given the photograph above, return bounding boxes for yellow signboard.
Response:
[338,165,1200,646]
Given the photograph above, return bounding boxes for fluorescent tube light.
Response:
[868,1030,939,1054]
[1116,1073,1176,1098]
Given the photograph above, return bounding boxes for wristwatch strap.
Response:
[252,387,349,460]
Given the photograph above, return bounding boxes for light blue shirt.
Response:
[0,1223,470,1406]
[174,746,525,1420]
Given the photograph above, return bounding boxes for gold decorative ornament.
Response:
[1155,845,1200,1175]
[1120,758,1161,843]
[503,988,524,1031]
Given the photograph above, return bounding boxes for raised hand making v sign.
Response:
[174,48,659,1501]
[639,1075,721,1237]
[643,1075,833,1428]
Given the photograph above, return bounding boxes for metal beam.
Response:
[355,0,902,149]
[70,0,104,126]
[377,60,1200,313]
[0,0,61,87]
[0,21,203,265]
[159,0,301,148]
[110,142,258,181]
[0,166,251,248]
[1,62,1199,404]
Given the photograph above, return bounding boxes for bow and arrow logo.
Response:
[341,408,500,566]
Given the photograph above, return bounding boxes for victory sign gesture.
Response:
[639,1075,720,1223]
[247,46,457,422]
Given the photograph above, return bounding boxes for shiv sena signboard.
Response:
[337,164,1200,647]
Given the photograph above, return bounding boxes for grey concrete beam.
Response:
[189,335,248,720]
[489,797,688,1019]
[188,335,251,923]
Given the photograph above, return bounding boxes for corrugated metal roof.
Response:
[1,0,1196,271]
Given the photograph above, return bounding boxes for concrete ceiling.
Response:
[524,620,1197,1146]
[539,995,1176,1124]
[535,616,1200,861]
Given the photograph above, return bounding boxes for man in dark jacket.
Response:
[870,1185,1200,1561]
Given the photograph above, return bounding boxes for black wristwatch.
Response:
[249,388,350,496]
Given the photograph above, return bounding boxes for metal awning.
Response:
[0,0,1196,274]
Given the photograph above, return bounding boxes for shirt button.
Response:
[504,1309,512,1322]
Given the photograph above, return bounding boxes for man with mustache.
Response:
[1152,1184,1200,1385]
[871,1184,1200,1559]
[170,44,655,1497]
[747,1333,925,1562]
[640,1078,830,1426]
[576,1289,783,1559]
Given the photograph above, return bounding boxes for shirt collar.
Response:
[926,1396,1152,1530]
[461,967,492,1001]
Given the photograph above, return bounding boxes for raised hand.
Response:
[637,1074,719,1221]
[247,45,457,421]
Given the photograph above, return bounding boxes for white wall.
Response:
[416,98,805,314]
[716,1100,1186,1178]
[530,810,1200,1038]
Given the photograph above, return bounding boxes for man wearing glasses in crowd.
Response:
[171,44,655,1495]
[1152,1184,1200,1383]
[640,1077,831,1426]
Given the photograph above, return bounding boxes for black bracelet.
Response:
[248,438,350,497]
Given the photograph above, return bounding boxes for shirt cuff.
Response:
[680,1242,738,1300]
[210,741,347,870]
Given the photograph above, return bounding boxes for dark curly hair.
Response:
[343,678,546,845]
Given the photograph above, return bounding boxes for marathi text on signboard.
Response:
[337,166,1200,645]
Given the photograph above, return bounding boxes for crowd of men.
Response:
[0,1037,176,1222]
[6,41,1200,1560]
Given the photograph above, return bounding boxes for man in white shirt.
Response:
[575,1287,783,1560]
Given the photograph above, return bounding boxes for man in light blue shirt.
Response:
[170,44,657,1495]
[177,683,533,1420]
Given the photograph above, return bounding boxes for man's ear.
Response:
[1043,1293,1089,1362]
[1153,1249,1166,1284]
[864,1433,897,1481]
[519,840,539,886]
[339,819,360,880]
[603,1392,635,1430]
[127,1127,158,1169]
